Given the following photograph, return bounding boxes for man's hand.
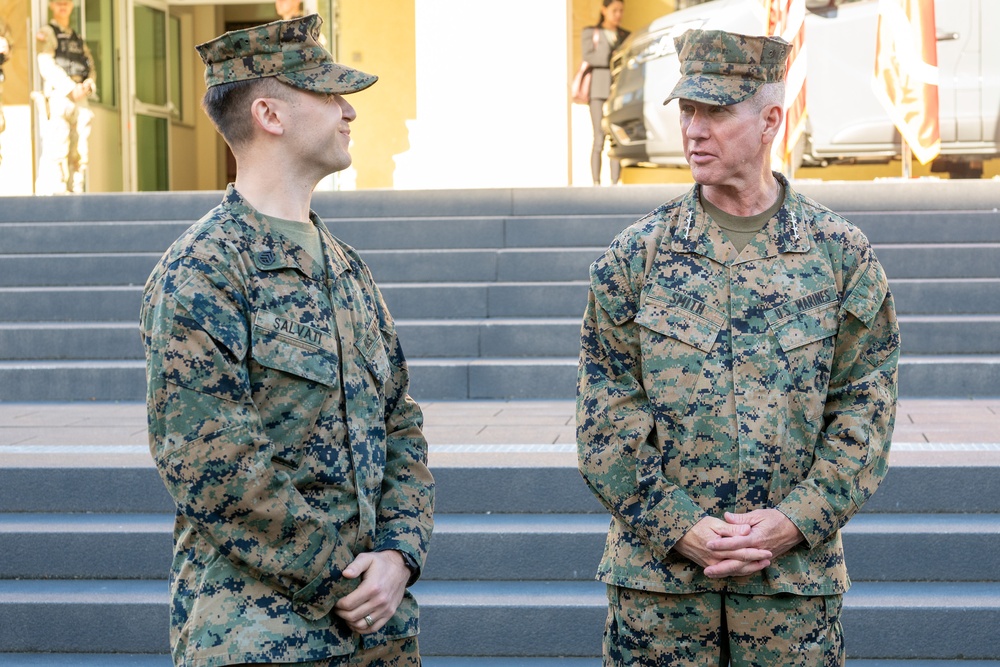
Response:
[332,550,410,635]
[674,516,773,578]
[707,509,804,562]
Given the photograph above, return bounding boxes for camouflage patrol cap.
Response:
[196,14,376,94]
[664,29,789,106]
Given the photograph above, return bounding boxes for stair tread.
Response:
[3,512,998,534]
[3,579,1000,607]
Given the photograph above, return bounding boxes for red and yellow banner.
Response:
[763,0,807,174]
[872,0,940,164]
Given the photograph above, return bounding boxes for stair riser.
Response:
[3,207,996,252]
[5,280,998,324]
[3,528,996,583]
[3,319,999,361]
[0,359,995,401]
[5,245,995,288]
[0,600,995,658]
[2,467,996,515]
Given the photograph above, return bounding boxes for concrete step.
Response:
[0,215,639,254]
[0,358,584,401]
[850,210,1000,244]
[5,209,995,257]
[0,282,592,322]
[0,249,607,287]
[891,279,1000,315]
[5,315,1000,362]
[898,316,1000,355]
[897,355,1000,398]
[874,244,1000,279]
[3,354,998,401]
[4,243,994,288]
[0,254,160,288]
[2,464,997,516]
[0,659,995,667]
[2,180,997,225]
[0,319,582,361]
[5,278,998,328]
[2,512,995,583]
[1,579,997,658]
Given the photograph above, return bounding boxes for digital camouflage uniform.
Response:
[141,15,432,667]
[35,19,95,195]
[577,29,900,666]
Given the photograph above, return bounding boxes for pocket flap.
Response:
[636,295,724,353]
[252,311,340,387]
[766,298,839,352]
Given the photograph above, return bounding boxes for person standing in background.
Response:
[0,18,12,167]
[35,0,95,195]
[275,0,305,20]
[582,0,628,186]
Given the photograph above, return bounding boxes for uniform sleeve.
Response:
[777,243,900,547]
[36,26,75,98]
[141,255,361,621]
[368,278,435,585]
[577,243,707,561]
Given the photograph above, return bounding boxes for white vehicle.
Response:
[604,0,1000,177]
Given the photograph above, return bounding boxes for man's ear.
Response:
[761,103,784,144]
[250,97,286,137]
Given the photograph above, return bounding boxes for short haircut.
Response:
[201,76,290,149]
[750,81,785,114]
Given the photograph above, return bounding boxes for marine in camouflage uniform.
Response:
[141,15,433,667]
[35,0,96,195]
[577,30,900,666]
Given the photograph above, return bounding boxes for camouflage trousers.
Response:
[604,585,844,667]
[233,635,419,666]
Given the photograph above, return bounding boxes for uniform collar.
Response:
[671,172,811,263]
[221,184,351,280]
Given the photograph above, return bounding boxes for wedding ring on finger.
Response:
[364,614,375,628]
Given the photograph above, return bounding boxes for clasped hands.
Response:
[674,509,804,579]
[333,550,411,635]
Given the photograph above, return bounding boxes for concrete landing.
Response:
[1,398,997,469]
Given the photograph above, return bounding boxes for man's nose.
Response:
[685,111,710,138]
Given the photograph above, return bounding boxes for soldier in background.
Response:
[0,18,12,167]
[35,0,95,195]
[577,29,899,666]
[140,14,433,666]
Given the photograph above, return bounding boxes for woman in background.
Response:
[583,0,628,185]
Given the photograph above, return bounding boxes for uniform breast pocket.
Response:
[764,296,839,419]
[635,294,725,406]
[251,311,341,469]
[252,311,340,387]
[766,300,839,353]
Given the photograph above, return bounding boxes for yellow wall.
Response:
[1,1,30,106]
[337,0,414,190]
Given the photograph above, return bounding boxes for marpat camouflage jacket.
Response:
[141,186,434,666]
[577,174,899,596]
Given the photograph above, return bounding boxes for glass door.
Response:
[122,0,172,190]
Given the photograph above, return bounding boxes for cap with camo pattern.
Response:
[196,14,376,94]
[664,29,789,106]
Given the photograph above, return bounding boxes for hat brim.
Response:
[276,62,377,94]
[663,73,761,106]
